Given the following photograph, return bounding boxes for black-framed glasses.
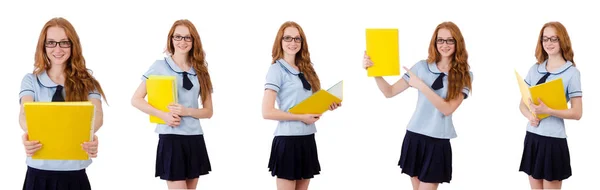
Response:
[542,37,559,43]
[172,35,193,42]
[45,40,72,48]
[282,36,302,43]
[436,38,456,45]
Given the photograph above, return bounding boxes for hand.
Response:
[329,102,342,111]
[363,51,374,69]
[528,114,540,127]
[22,133,42,157]
[82,135,99,158]
[161,112,181,127]
[300,114,321,125]
[531,98,551,115]
[168,103,188,116]
[403,66,426,89]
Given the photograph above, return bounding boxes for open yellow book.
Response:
[146,75,178,124]
[24,102,94,160]
[514,69,568,119]
[366,28,400,77]
[289,80,343,114]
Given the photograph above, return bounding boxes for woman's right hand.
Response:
[22,133,42,157]
[528,114,540,127]
[300,114,322,125]
[363,51,374,69]
[161,112,181,127]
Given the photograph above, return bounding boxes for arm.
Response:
[262,89,303,121]
[547,97,582,120]
[90,98,103,132]
[519,99,535,119]
[374,77,411,98]
[19,96,34,132]
[131,82,168,119]
[417,85,465,116]
[183,93,213,119]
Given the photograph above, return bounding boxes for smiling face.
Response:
[542,26,561,56]
[172,25,193,55]
[435,28,455,58]
[45,26,71,66]
[281,26,302,57]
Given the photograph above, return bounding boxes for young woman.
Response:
[131,19,213,190]
[518,21,582,190]
[262,21,341,190]
[363,21,473,190]
[19,17,106,190]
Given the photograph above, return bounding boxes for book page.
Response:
[327,80,343,100]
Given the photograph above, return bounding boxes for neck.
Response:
[172,53,190,70]
[48,64,66,85]
[283,54,296,67]
[547,53,566,67]
[438,56,451,72]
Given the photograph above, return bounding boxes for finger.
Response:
[402,66,412,75]
[23,140,39,146]
[25,144,42,151]
[26,146,42,154]
[22,133,28,142]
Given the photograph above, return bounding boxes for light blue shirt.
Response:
[402,60,473,139]
[264,59,316,136]
[19,71,102,171]
[142,56,204,135]
[524,60,582,138]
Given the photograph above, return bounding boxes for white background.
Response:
[1,0,598,189]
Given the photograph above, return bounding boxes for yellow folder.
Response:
[514,70,568,119]
[289,80,343,114]
[366,28,400,77]
[146,75,178,124]
[24,102,94,160]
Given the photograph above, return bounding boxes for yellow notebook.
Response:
[366,28,400,77]
[289,80,343,114]
[24,102,95,160]
[514,70,568,119]
[147,75,178,124]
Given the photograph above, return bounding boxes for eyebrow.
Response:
[46,38,68,41]
[174,33,191,36]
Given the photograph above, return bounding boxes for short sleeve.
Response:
[19,73,35,104]
[567,69,582,98]
[265,63,283,93]
[142,60,162,81]
[402,60,425,83]
[524,64,537,86]
[462,71,473,99]
[88,89,102,100]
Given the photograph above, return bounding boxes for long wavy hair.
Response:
[271,21,320,92]
[165,19,213,103]
[535,21,575,66]
[34,17,107,103]
[426,21,472,101]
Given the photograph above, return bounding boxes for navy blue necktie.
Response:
[298,73,311,90]
[536,73,551,85]
[52,85,65,102]
[182,72,193,90]
[431,73,446,90]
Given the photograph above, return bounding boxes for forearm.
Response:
[93,110,103,132]
[186,107,213,119]
[548,108,582,120]
[519,100,534,119]
[263,107,302,121]
[374,77,393,98]
[131,98,165,118]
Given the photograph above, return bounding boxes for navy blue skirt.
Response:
[268,134,321,180]
[398,130,452,183]
[155,134,211,181]
[519,131,571,181]
[23,166,91,190]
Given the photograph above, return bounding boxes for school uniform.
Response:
[398,60,473,183]
[264,59,320,180]
[19,71,102,190]
[142,56,211,181]
[519,60,581,181]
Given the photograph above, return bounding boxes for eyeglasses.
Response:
[172,35,193,42]
[282,36,302,43]
[542,37,559,43]
[45,40,72,48]
[436,38,455,45]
